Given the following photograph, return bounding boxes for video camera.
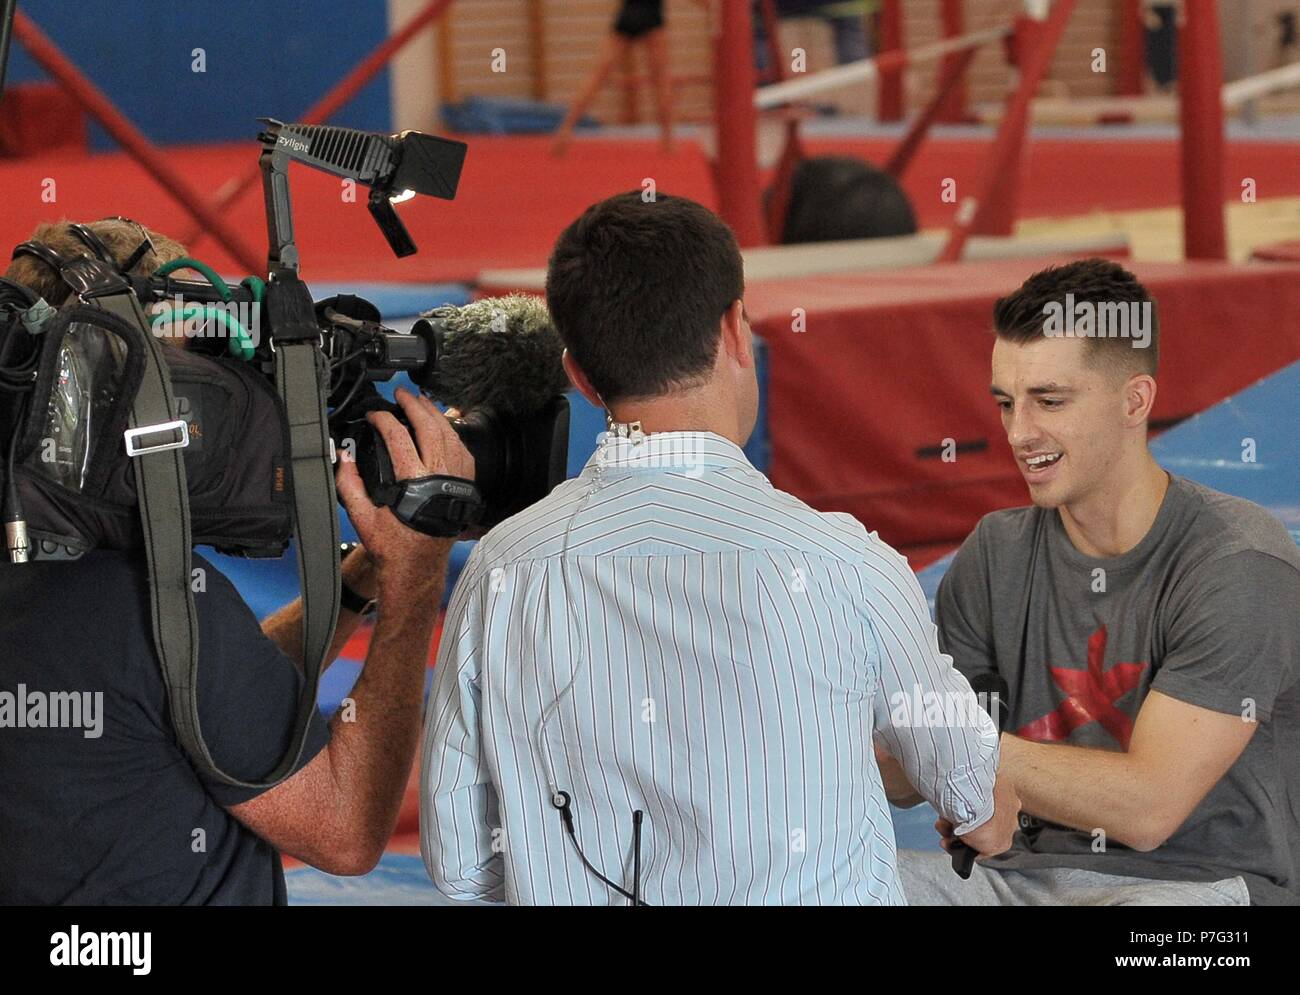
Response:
[3,120,570,553]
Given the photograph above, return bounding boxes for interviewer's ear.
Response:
[562,349,603,408]
[719,299,753,370]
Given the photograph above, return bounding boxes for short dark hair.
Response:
[545,192,744,403]
[993,258,1159,377]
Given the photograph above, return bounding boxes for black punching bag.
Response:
[777,155,918,244]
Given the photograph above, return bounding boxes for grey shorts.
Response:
[898,849,1251,907]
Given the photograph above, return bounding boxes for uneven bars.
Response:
[755,26,1010,109]
[1223,60,1300,108]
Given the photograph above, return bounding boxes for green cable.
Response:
[153,303,254,361]
[234,276,265,360]
[154,256,234,302]
[152,259,262,359]
[240,275,265,303]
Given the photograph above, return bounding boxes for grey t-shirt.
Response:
[936,475,1300,905]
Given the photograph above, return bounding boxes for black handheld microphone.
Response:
[950,672,1010,879]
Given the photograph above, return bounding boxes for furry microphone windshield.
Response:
[421,294,572,416]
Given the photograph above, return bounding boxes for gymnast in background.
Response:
[552,0,703,157]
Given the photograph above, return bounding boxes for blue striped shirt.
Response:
[420,430,999,904]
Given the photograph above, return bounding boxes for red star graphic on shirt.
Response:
[1016,625,1147,749]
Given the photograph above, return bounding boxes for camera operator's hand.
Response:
[335,388,474,587]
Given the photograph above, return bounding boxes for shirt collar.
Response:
[579,430,758,478]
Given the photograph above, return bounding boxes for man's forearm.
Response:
[323,550,451,861]
[874,740,924,807]
[999,734,1160,849]
[262,547,378,669]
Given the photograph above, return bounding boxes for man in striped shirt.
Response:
[419,192,1018,904]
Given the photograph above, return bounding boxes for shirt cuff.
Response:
[940,748,1000,836]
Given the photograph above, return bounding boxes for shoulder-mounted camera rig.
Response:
[1,120,567,789]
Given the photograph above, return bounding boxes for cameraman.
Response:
[0,220,473,904]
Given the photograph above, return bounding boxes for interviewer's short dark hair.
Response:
[993,258,1159,377]
[545,192,744,404]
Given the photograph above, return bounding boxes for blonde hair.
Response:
[5,218,190,306]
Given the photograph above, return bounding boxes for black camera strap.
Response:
[93,281,339,790]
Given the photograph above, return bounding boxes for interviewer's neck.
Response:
[606,383,746,448]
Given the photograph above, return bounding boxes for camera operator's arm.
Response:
[228,389,474,875]
[260,546,378,671]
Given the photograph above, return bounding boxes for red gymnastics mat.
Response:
[743,256,1300,555]
[4,134,1300,283]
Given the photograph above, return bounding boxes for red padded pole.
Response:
[1178,0,1227,260]
[878,0,904,121]
[1118,0,1145,96]
[938,0,1078,262]
[885,45,977,178]
[713,0,766,247]
[937,0,968,122]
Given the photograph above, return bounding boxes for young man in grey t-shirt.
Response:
[881,259,1300,906]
